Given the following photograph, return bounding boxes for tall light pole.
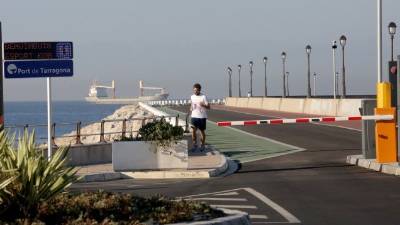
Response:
[377,0,382,83]
[227,67,232,97]
[238,64,242,97]
[249,61,254,97]
[313,72,317,96]
[340,35,347,98]
[281,52,287,98]
[331,41,337,99]
[286,71,290,96]
[306,45,312,98]
[263,57,268,97]
[336,71,339,98]
[388,22,397,61]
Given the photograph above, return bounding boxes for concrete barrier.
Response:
[337,99,363,116]
[262,98,281,111]
[236,98,249,108]
[65,143,112,166]
[225,97,238,107]
[247,97,263,109]
[280,98,305,113]
[224,97,364,116]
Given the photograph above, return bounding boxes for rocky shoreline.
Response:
[56,104,153,146]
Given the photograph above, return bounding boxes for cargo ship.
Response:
[85,80,169,104]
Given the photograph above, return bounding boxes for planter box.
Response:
[112,139,189,171]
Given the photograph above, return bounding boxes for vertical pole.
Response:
[377,0,383,83]
[250,67,253,97]
[313,73,316,96]
[307,53,311,98]
[99,120,105,143]
[336,72,339,98]
[391,37,394,62]
[397,56,400,154]
[264,62,267,97]
[332,42,337,99]
[47,77,52,159]
[238,66,241,97]
[342,46,346,98]
[286,72,290,96]
[283,60,286,98]
[229,72,232,97]
[0,22,4,130]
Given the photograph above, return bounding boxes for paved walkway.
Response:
[161,106,303,163]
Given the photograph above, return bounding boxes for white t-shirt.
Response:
[191,94,208,118]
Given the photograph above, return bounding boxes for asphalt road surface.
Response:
[72,107,400,225]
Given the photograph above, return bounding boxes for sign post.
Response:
[0,22,4,129]
[3,41,73,159]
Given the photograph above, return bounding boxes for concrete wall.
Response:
[225,97,365,116]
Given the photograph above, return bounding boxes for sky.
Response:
[1,0,400,101]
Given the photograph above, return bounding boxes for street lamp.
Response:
[313,72,317,96]
[306,45,312,98]
[227,67,232,97]
[286,71,290,96]
[263,57,268,97]
[238,65,242,97]
[281,52,287,98]
[388,22,397,61]
[331,41,337,99]
[336,71,339,98]
[249,61,254,97]
[339,35,347,98]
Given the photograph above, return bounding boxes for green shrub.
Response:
[138,118,184,148]
[0,130,79,219]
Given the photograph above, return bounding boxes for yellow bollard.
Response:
[375,82,397,163]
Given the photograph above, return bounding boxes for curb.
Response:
[78,152,235,182]
[168,208,250,225]
[346,155,400,176]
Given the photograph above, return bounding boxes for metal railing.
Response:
[148,98,225,107]
[4,114,187,146]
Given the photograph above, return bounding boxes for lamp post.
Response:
[388,22,397,61]
[339,35,347,98]
[238,64,242,97]
[263,57,268,97]
[313,72,317,96]
[306,45,312,98]
[249,61,253,97]
[227,67,232,97]
[282,52,287,98]
[331,41,337,99]
[336,71,339,98]
[286,71,290,96]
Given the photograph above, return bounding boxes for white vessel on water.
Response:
[85,80,169,104]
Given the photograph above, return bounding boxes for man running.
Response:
[190,83,210,151]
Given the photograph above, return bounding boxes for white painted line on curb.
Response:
[244,188,301,223]
[211,204,257,209]
[189,197,247,201]
[250,215,268,219]
[214,191,239,196]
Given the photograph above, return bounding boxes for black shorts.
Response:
[191,118,207,130]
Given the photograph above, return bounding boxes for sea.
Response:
[4,101,122,143]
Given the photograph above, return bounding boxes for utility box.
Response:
[361,99,376,159]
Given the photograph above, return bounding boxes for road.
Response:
[72,106,400,225]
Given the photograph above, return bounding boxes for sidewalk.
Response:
[76,147,236,182]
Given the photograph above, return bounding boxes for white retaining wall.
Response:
[225,97,366,116]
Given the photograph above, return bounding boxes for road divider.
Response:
[217,115,394,127]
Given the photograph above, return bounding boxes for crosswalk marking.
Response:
[250,215,268,219]
[189,197,247,201]
[214,191,239,196]
[211,204,257,209]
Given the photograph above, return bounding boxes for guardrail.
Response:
[5,114,185,146]
[148,98,225,106]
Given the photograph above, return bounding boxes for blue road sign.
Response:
[4,60,73,78]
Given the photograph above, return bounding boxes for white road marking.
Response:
[181,187,301,224]
[211,204,257,209]
[189,197,247,201]
[244,188,301,223]
[214,191,239,196]
[250,215,268,219]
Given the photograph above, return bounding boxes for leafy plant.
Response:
[138,118,184,148]
[0,130,80,219]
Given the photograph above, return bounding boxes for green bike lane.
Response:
[160,106,304,163]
